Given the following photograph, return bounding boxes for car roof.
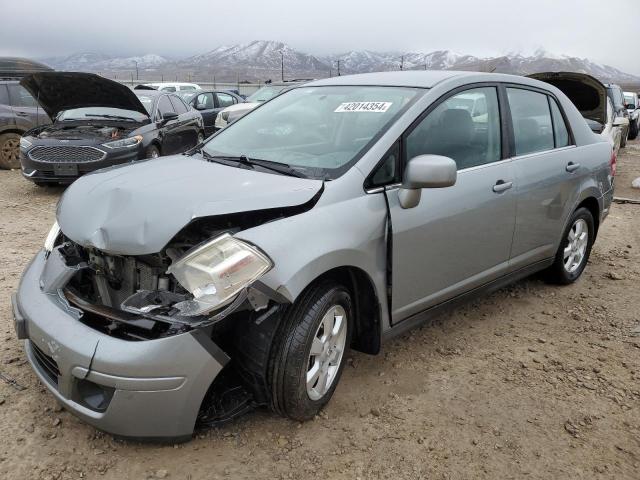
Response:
[134,89,164,98]
[304,70,476,88]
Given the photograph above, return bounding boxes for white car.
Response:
[214,82,307,130]
[624,91,639,140]
[140,82,201,93]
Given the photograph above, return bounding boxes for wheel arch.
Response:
[296,266,382,355]
[576,195,601,237]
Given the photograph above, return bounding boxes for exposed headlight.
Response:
[20,137,32,150]
[44,221,61,253]
[167,233,272,316]
[101,135,143,149]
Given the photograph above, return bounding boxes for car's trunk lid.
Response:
[527,72,607,127]
[20,72,150,119]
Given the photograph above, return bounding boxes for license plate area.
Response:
[54,163,78,176]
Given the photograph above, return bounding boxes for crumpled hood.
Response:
[20,72,150,119]
[57,155,323,255]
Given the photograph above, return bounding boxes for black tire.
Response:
[33,181,51,187]
[0,132,21,169]
[629,120,639,140]
[269,281,353,421]
[545,207,595,285]
[145,144,160,159]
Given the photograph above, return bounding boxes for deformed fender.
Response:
[235,188,391,329]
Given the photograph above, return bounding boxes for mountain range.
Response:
[41,40,640,85]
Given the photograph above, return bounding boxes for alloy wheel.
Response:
[306,305,347,401]
[563,218,589,273]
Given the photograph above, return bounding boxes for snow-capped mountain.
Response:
[39,42,640,84]
[43,52,169,71]
[180,40,326,75]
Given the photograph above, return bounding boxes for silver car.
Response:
[13,71,614,441]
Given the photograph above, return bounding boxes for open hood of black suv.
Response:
[20,72,149,120]
[527,72,607,126]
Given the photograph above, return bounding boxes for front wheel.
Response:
[621,127,628,148]
[269,282,352,421]
[0,132,21,169]
[145,144,160,159]
[545,207,595,284]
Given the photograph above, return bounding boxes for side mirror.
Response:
[161,111,178,123]
[398,155,457,209]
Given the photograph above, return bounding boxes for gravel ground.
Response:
[0,144,639,480]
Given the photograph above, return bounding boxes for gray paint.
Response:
[17,71,614,439]
[57,155,322,255]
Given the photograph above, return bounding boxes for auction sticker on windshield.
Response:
[334,102,392,113]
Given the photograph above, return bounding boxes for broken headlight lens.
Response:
[101,135,143,149]
[167,233,272,316]
[44,221,61,253]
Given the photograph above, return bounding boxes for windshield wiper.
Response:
[201,152,308,178]
[83,114,137,122]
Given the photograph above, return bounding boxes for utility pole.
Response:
[134,60,139,80]
[400,56,404,71]
[280,50,284,82]
[161,73,164,81]
[335,60,341,76]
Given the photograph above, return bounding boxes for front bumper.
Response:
[20,146,142,184]
[13,251,229,440]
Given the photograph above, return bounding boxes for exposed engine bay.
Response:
[31,123,132,141]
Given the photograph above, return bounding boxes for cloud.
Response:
[1,0,638,75]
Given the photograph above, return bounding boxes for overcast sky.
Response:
[2,0,639,74]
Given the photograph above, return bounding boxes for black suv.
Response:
[0,57,52,169]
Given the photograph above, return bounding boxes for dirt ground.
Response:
[1,143,639,480]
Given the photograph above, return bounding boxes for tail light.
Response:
[610,149,617,177]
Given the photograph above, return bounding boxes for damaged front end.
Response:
[38,212,297,430]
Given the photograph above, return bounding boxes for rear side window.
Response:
[7,84,38,107]
[216,93,236,108]
[169,96,188,114]
[405,86,501,170]
[507,88,554,156]
[549,99,570,148]
[0,85,8,105]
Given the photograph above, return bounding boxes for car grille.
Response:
[28,146,106,163]
[31,342,60,385]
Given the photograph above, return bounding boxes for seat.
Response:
[422,108,479,169]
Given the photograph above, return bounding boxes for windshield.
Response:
[201,85,421,179]
[58,106,148,122]
[246,85,289,103]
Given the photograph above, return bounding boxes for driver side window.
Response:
[156,96,175,121]
[405,87,502,170]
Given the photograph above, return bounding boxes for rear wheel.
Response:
[0,133,21,169]
[269,282,352,421]
[545,207,595,284]
[145,144,160,159]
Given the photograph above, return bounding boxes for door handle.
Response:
[566,162,580,173]
[493,180,513,193]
